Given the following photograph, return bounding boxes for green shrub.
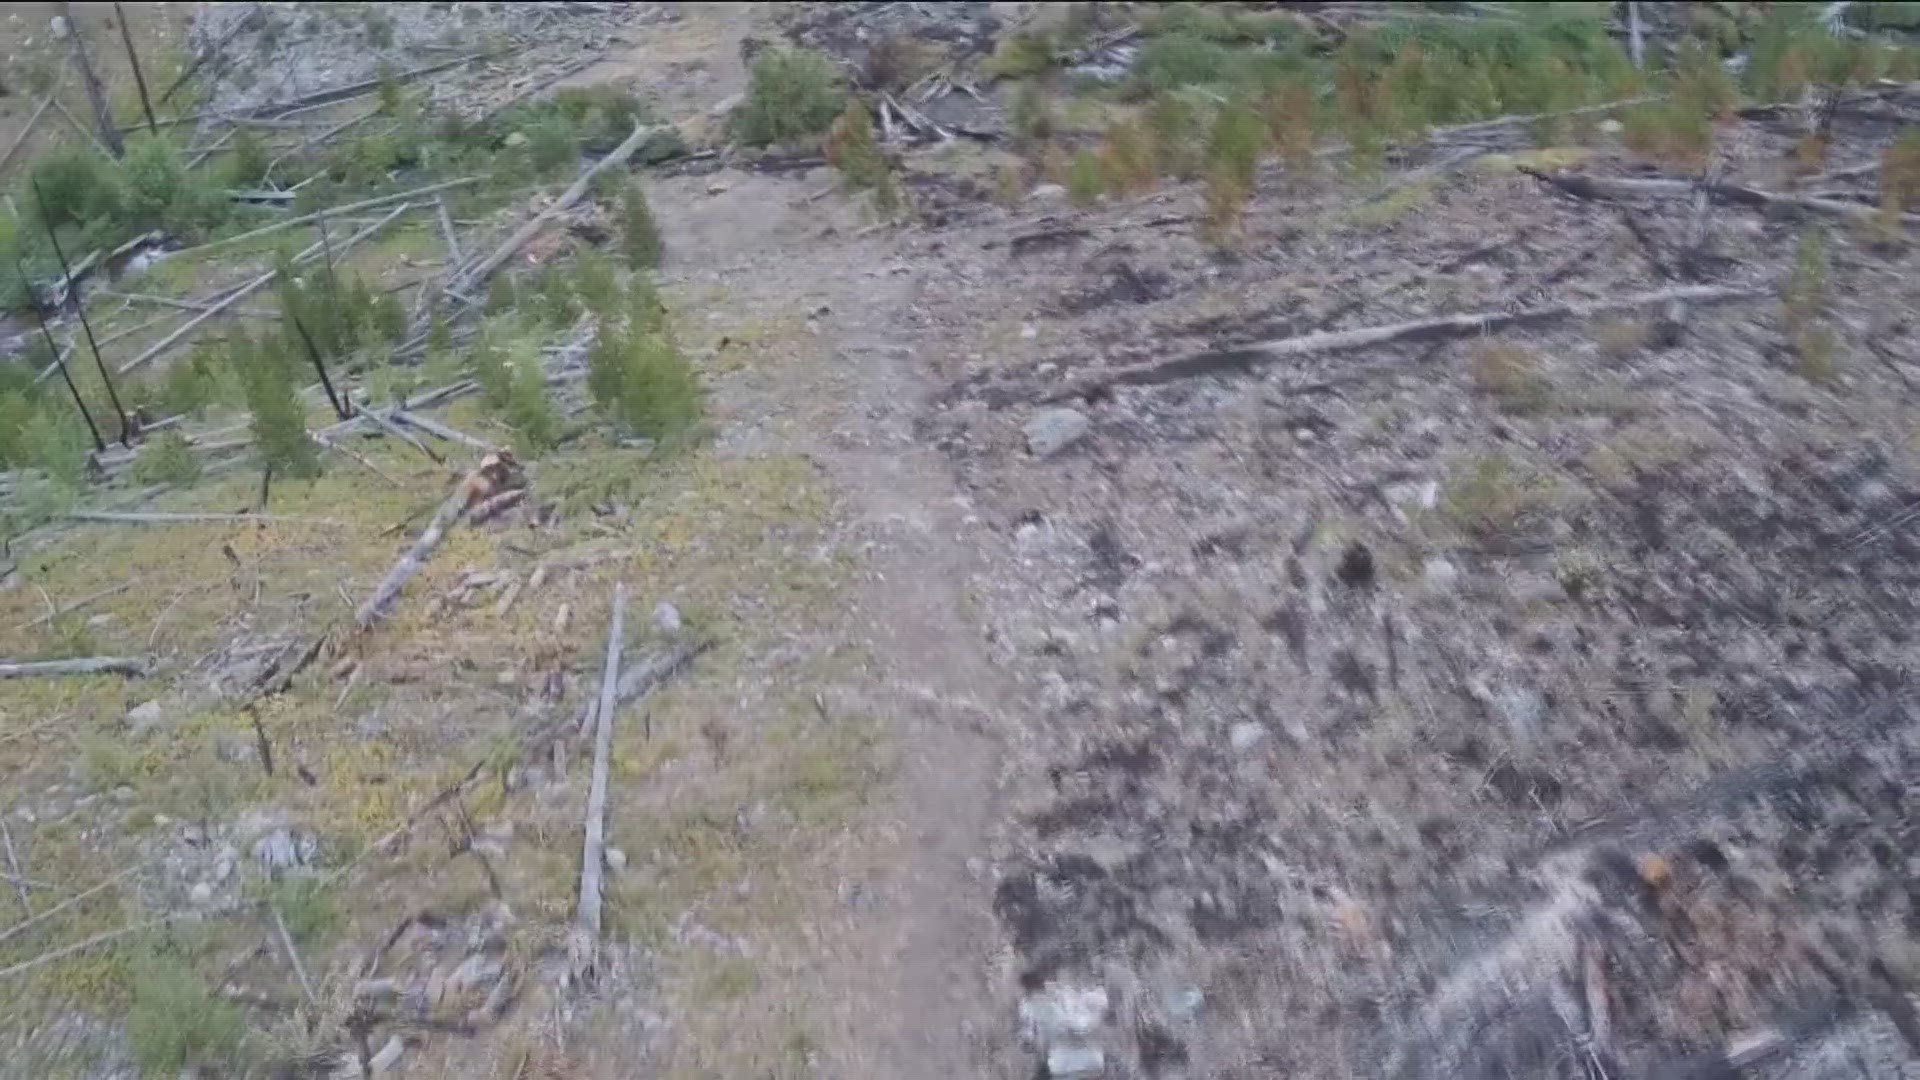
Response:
[159,350,218,417]
[1066,149,1103,206]
[121,137,226,235]
[505,343,559,454]
[574,249,620,317]
[1146,94,1205,179]
[533,267,576,328]
[224,130,270,188]
[1883,127,1920,214]
[1208,101,1265,190]
[621,182,664,270]
[366,289,407,346]
[27,149,124,232]
[826,100,886,189]
[24,406,92,486]
[0,391,34,467]
[486,273,518,315]
[129,947,244,1078]
[525,115,579,176]
[553,84,648,147]
[474,326,514,411]
[982,30,1056,80]
[230,329,319,479]
[732,50,847,147]
[627,273,667,334]
[1010,82,1056,146]
[131,432,201,487]
[590,327,702,445]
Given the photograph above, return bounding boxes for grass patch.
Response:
[128,946,245,1077]
[1469,342,1551,413]
[1442,452,1559,539]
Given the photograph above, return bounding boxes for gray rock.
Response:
[189,881,213,904]
[1021,984,1108,1044]
[1046,1044,1106,1077]
[1025,408,1092,458]
[653,602,682,634]
[124,700,164,737]
[1030,183,1068,202]
[369,1034,404,1075]
[1510,573,1568,606]
[1494,686,1549,741]
[1421,558,1461,593]
[447,954,505,996]
[604,847,627,872]
[251,827,317,870]
[1163,986,1205,1022]
[354,977,399,1002]
[1228,722,1269,752]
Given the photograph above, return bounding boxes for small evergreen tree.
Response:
[621,182,664,270]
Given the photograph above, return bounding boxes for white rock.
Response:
[1163,986,1204,1022]
[1024,408,1092,458]
[124,700,164,736]
[1020,323,1038,340]
[1030,183,1068,202]
[1228,722,1269,752]
[502,130,527,148]
[653,602,682,633]
[1046,1044,1105,1077]
[1021,984,1108,1044]
[1599,118,1625,135]
[189,881,213,903]
[369,1034,405,1075]
[50,15,69,39]
[604,847,627,872]
[1421,558,1460,593]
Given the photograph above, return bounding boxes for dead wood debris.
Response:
[1041,284,1768,402]
[572,582,625,981]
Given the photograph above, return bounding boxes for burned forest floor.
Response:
[4,3,1920,1079]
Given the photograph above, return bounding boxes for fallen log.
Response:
[116,202,414,375]
[15,581,131,630]
[0,657,148,679]
[573,583,625,975]
[390,410,494,454]
[66,511,345,526]
[448,124,667,296]
[1522,168,1920,228]
[354,453,516,629]
[161,177,475,265]
[1041,283,1768,402]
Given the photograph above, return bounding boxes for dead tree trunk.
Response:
[61,3,124,159]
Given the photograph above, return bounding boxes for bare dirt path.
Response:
[605,6,1021,1076]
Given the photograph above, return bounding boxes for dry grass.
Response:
[1594,318,1653,359]
[1469,342,1551,413]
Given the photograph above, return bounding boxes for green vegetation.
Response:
[587,278,703,446]
[130,432,201,487]
[1469,342,1551,413]
[1443,452,1558,538]
[621,182,665,270]
[1784,228,1840,382]
[128,946,245,1077]
[1066,149,1103,206]
[230,327,321,479]
[827,101,887,189]
[732,50,847,148]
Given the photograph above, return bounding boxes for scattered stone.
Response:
[1020,323,1039,340]
[653,602,682,634]
[447,954,505,996]
[1046,1043,1106,1077]
[604,847,627,872]
[252,827,317,871]
[1031,183,1068,202]
[1228,722,1269,753]
[354,977,399,1003]
[124,700,164,737]
[49,15,68,40]
[1025,408,1092,458]
[189,881,213,904]
[1493,686,1549,741]
[1021,984,1109,1044]
[1421,558,1461,593]
[1510,573,1568,606]
[1599,118,1625,135]
[1163,986,1205,1022]
[502,130,528,148]
[368,1034,404,1075]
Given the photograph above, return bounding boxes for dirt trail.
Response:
[604,6,1018,1075]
